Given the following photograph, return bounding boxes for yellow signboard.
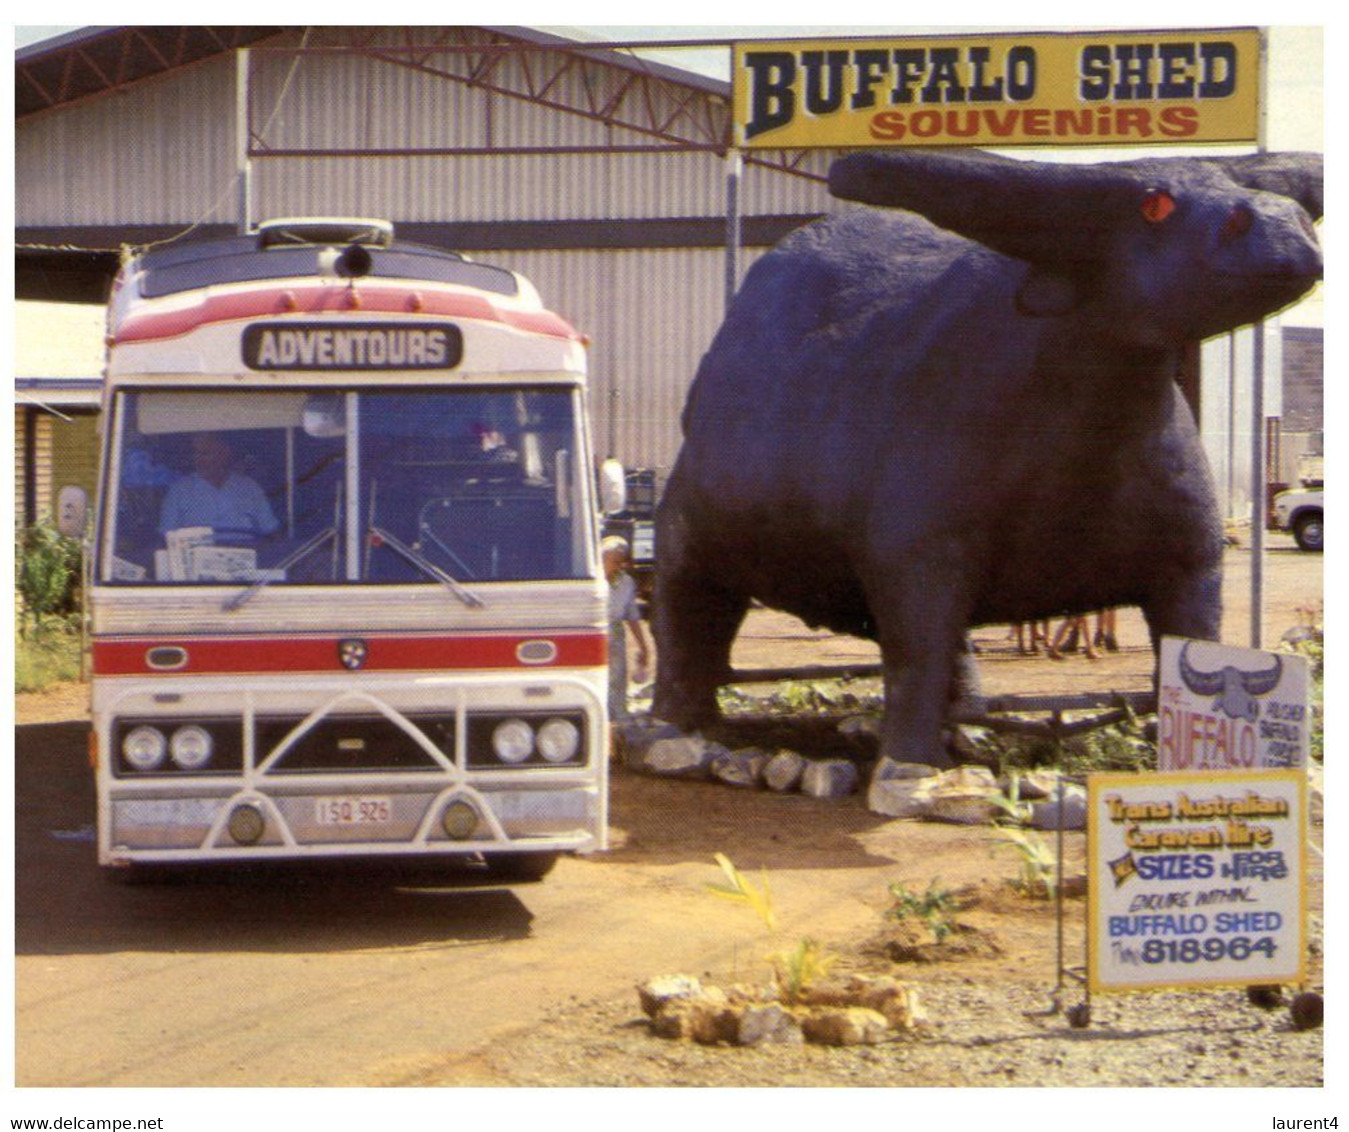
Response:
[1087,769,1307,993]
[733,28,1261,149]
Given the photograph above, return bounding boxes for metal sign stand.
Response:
[1040,715,1092,1027]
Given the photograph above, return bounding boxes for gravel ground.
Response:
[479,978,1323,1088]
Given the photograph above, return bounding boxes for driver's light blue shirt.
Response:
[158,472,279,537]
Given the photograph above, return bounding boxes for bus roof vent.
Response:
[257,218,395,250]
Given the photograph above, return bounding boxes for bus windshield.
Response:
[100,387,593,587]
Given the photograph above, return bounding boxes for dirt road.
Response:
[15,729,994,1086]
[14,538,1322,1088]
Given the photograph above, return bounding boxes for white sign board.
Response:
[1087,770,1307,992]
[1158,636,1310,770]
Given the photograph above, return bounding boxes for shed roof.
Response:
[16,301,107,405]
[15,25,730,120]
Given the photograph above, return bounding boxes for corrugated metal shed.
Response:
[16,24,1319,508]
[15,26,832,475]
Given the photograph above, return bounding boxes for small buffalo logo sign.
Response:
[339,639,368,671]
[1178,641,1282,722]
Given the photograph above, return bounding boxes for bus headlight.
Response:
[491,718,534,764]
[122,726,168,771]
[170,725,214,770]
[536,717,580,763]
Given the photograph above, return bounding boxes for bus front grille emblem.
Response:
[339,639,368,670]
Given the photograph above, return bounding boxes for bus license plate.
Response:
[315,796,392,826]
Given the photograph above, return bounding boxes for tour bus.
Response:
[84,218,611,880]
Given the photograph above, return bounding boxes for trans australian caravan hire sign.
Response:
[732,28,1260,149]
[1087,769,1306,992]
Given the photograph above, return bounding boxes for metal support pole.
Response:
[236,48,253,235]
[725,148,743,312]
[1227,331,1238,514]
[1251,322,1266,649]
[1249,27,1271,650]
[1054,760,1066,1012]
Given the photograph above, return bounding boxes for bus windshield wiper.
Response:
[222,527,337,612]
[368,525,486,608]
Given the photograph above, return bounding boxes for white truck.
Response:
[1271,454,1323,552]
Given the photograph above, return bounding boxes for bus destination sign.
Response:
[243,322,464,372]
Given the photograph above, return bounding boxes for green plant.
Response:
[885,878,960,944]
[15,622,84,691]
[986,774,1058,899]
[996,722,1155,776]
[706,851,777,933]
[766,681,836,713]
[989,826,1058,899]
[16,523,83,640]
[987,772,1032,824]
[772,938,837,1005]
[705,853,837,1003]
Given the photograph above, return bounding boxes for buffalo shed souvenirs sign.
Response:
[733,28,1260,149]
[1158,637,1311,771]
[1087,770,1306,992]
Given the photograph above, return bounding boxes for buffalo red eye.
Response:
[1141,189,1176,223]
[1220,204,1254,243]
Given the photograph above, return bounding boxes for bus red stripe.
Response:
[92,633,607,675]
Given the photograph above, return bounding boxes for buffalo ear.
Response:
[1198,153,1323,221]
[1014,269,1080,318]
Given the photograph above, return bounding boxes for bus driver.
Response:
[158,432,280,541]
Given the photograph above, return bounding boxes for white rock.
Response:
[617,719,685,771]
[838,715,881,739]
[735,1003,804,1046]
[801,1006,889,1047]
[948,723,997,763]
[925,764,1003,824]
[874,758,945,781]
[1029,785,1089,831]
[1001,769,1061,801]
[763,749,808,792]
[800,759,860,798]
[639,736,726,779]
[638,973,703,1018]
[711,747,771,788]
[868,775,936,818]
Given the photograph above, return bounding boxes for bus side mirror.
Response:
[599,458,626,516]
[56,485,88,538]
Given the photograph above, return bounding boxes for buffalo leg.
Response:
[651,565,749,730]
[950,638,986,713]
[1140,568,1223,651]
[869,572,969,772]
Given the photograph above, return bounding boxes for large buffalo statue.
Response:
[652,148,1322,800]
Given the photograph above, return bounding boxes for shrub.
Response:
[886,878,961,943]
[16,523,83,639]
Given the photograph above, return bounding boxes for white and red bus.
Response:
[87,218,609,880]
